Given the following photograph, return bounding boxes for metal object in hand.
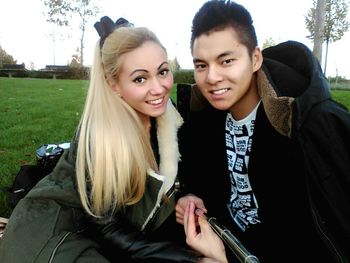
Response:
[207,216,260,263]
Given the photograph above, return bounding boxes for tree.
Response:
[70,47,81,68]
[170,57,181,71]
[262,37,276,49]
[313,0,326,63]
[72,0,100,67]
[0,45,16,67]
[43,0,71,26]
[305,0,350,76]
[43,0,100,66]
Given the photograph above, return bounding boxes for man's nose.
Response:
[206,65,223,84]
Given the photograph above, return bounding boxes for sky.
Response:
[0,0,349,78]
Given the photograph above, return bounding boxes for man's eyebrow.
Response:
[218,51,234,59]
[193,58,204,64]
[193,51,234,64]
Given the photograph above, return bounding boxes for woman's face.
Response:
[113,41,173,124]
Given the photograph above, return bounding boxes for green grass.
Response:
[0,77,349,218]
[0,78,88,217]
[331,90,350,108]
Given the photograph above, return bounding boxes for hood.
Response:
[260,40,331,137]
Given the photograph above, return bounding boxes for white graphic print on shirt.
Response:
[225,104,261,232]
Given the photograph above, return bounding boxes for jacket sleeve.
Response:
[88,216,201,263]
[299,99,350,261]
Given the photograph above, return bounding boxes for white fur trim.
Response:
[156,99,183,193]
[140,100,183,230]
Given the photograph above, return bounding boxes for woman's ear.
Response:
[252,47,263,72]
[108,80,122,96]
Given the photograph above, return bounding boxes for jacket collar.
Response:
[127,99,184,231]
[155,99,183,192]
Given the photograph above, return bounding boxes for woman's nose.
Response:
[149,79,166,94]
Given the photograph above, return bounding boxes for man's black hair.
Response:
[190,0,258,54]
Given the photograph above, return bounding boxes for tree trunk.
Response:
[324,39,329,77]
[80,38,84,67]
[313,0,326,64]
[80,23,85,67]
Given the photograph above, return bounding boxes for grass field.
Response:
[0,77,349,217]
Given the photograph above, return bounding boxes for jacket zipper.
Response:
[48,231,72,263]
[143,185,176,232]
[47,227,86,263]
[311,206,344,263]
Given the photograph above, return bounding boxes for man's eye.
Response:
[194,64,206,70]
[223,59,234,65]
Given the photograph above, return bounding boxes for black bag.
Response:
[4,143,69,209]
[5,164,53,208]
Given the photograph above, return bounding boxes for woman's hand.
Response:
[184,201,228,263]
[176,194,207,225]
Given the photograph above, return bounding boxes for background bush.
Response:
[174,69,195,84]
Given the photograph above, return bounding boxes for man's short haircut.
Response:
[190,0,258,54]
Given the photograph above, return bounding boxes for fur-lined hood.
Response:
[260,40,331,137]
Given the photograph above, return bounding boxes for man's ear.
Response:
[252,47,263,72]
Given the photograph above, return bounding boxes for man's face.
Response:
[192,27,262,119]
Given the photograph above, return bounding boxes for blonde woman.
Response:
[0,16,224,262]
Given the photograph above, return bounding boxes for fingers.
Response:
[195,208,206,217]
[184,201,199,247]
[189,194,207,214]
[187,201,197,237]
[197,213,212,233]
[176,194,207,225]
[175,200,185,225]
[183,200,189,235]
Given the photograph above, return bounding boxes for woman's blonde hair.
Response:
[76,26,165,217]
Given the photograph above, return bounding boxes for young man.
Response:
[176,0,350,262]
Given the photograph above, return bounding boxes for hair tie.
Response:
[94,16,133,48]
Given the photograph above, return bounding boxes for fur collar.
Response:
[257,69,295,138]
[153,99,183,192]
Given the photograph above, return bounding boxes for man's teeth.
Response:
[148,98,163,104]
[212,88,228,95]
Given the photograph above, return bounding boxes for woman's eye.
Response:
[134,76,145,83]
[159,69,169,76]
